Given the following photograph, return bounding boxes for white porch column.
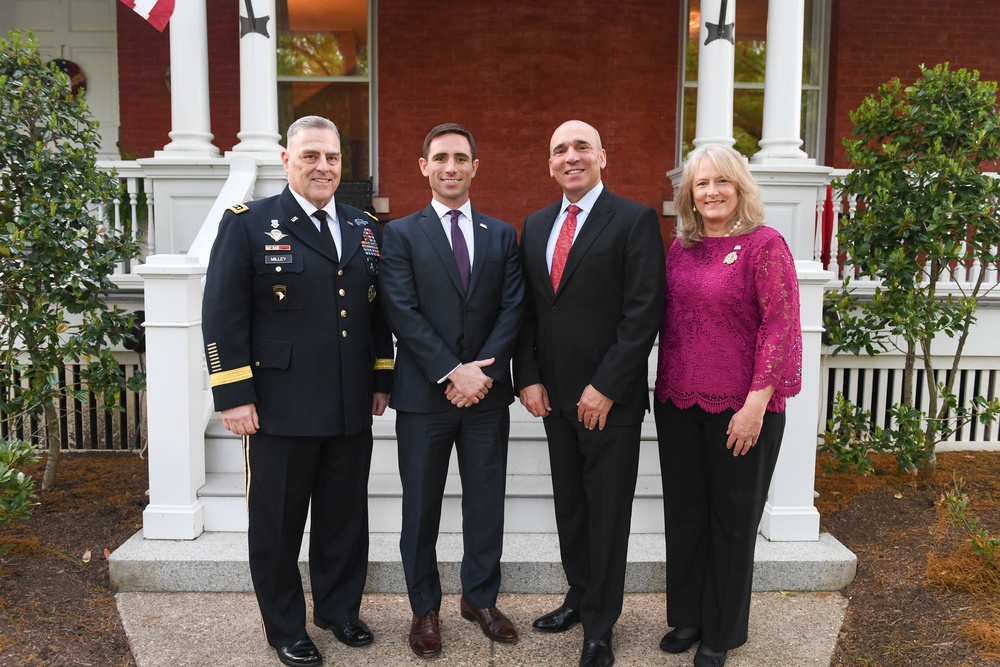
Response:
[760,261,832,540]
[135,255,208,539]
[752,0,811,163]
[231,0,284,155]
[157,0,219,157]
[693,0,737,148]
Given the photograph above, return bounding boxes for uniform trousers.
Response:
[544,413,642,641]
[396,406,510,616]
[246,430,373,647]
[654,398,784,652]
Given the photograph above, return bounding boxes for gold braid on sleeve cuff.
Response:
[209,365,254,387]
[373,358,394,371]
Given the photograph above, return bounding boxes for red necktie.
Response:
[550,204,580,291]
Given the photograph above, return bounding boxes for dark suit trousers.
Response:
[396,407,510,616]
[544,413,641,641]
[654,399,784,652]
[246,430,373,647]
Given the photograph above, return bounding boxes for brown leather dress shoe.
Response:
[459,597,519,643]
[408,610,442,658]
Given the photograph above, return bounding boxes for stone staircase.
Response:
[111,397,857,595]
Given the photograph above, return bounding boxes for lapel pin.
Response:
[479,223,487,229]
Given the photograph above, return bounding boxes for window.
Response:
[680,0,828,162]
[277,0,374,182]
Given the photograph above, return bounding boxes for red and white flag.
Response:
[120,0,175,32]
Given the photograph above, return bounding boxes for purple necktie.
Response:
[450,209,470,291]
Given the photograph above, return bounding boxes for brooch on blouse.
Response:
[723,245,742,265]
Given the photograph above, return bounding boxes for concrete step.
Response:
[197,472,666,533]
[109,530,857,594]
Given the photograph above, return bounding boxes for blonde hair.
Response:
[675,144,766,246]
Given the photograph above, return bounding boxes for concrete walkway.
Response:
[117,591,847,667]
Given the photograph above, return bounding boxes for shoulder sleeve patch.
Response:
[365,211,379,223]
[227,203,250,214]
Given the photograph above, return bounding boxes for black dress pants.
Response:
[654,398,784,652]
[544,412,642,641]
[246,429,373,647]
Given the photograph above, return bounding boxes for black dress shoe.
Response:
[580,638,615,667]
[275,638,323,667]
[694,644,728,667]
[659,627,701,653]
[532,604,580,633]
[314,617,374,647]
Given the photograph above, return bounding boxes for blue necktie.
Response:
[450,209,470,291]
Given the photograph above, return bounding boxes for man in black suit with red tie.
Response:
[514,120,666,667]
[380,123,525,659]
[202,116,394,667]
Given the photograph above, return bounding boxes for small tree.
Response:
[0,31,144,489]
[824,63,1000,473]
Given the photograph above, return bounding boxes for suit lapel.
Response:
[556,189,613,294]
[532,202,561,300]
[418,206,467,296]
[336,203,363,266]
[467,210,491,297]
[278,187,336,260]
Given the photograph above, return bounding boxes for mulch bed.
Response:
[1,450,998,666]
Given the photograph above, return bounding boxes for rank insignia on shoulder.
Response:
[227,203,250,214]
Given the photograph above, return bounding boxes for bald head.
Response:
[548,120,607,202]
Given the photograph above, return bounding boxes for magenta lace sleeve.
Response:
[750,235,802,399]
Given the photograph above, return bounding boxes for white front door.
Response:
[0,0,120,158]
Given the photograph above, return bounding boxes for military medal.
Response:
[723,245,742,265]
[265,244,291,251]
[361,227,380,257]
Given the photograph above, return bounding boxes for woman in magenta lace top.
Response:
[654,145,802,667]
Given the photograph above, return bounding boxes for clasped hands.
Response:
[445,358,495,408]
[518,383,611,431]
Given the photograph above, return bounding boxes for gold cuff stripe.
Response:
[209,365,254,387]
[373,358,394,371]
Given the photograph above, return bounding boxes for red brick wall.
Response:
[826,0,1000,169]
[377,0,681,228]
[117,3,170,157]
[117,1,241,157]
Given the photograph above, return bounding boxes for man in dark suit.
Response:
[202,116,394,667]
[513,120,666,667]
[380,123,525,659]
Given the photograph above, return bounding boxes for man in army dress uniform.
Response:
[202,115,393,667]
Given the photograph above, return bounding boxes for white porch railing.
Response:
[815,169,1000,448]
